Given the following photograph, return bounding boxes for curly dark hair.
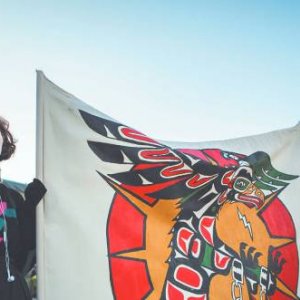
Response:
[0,117,16,161]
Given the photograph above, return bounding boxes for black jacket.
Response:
[0,180,46,300]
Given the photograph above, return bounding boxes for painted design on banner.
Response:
[80,110,299,300]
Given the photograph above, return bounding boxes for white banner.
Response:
[37,71,300,300]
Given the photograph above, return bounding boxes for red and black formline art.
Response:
[80,110,299,300]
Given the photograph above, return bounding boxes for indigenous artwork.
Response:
[80,110,299,300]
[37,72,300,300]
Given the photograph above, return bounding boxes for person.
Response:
[0,117,46,300]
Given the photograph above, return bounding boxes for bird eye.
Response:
[233,177,251,192]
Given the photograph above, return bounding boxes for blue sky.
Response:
[0,1,299,182]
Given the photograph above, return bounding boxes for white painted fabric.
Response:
[36,71,300,300]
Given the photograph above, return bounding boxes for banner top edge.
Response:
[35,71,300,145]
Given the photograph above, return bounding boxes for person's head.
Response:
[0,117,16,162]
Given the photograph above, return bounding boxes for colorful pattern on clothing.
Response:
[0,201,17,243]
